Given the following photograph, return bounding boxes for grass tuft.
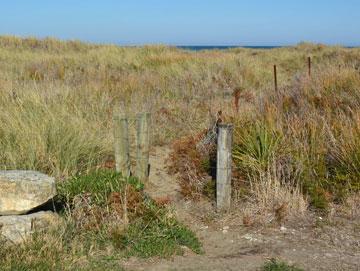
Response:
[262,259,304,271]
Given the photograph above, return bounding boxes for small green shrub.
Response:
[304,184,330,211]
[111,200,203,258]
[262,259,304,271]
[57,169,202,258]
[57,169,144,206]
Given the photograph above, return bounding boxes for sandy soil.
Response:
[123,147,360,271]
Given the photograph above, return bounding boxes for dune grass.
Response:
[1,36,360,268]
[231,65,360,213]
[1,37,359,209]
[2,36,359,179]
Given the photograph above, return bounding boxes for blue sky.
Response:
[0,0,359,46]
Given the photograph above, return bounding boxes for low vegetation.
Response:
[0,170,202,270]
[262,259,304,271]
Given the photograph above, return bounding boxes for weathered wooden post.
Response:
[216,124,233,211]
[135,112,151,182]
[273,65,278,92]
[113,113,131,177]
[308,56,311,77]
[233,87,241,113]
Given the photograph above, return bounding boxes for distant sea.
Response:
[177,46,282,51]
[176,45,358,51]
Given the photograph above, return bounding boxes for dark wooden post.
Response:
[274,65,278,92]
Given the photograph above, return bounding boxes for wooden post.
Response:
[113,114,131,177]
[273,65,278,92]
[308,56,311,77]
[216,124,233,211]
[233,87,241,113]
[136,112,151,182]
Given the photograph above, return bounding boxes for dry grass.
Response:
[227,67,360,220]
[1,36,360,225]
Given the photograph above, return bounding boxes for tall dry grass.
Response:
[0,36,360,211]
[232,65,360,215]
[0,36,245,177]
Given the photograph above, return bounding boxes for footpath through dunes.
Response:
[145,146,180,201]
[124,146,360,271]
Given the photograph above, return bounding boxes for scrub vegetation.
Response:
[0,170,202,270]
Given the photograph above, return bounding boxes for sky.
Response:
[0,0,359,46]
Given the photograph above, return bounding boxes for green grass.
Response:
[59,169,202,258]
[57,169,144,206]
[115,202,203,258]
[262,259,304,271]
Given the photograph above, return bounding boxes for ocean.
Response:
[176,46,282,51]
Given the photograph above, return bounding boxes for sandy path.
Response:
[146,146,180,200]
[123,147,360,271]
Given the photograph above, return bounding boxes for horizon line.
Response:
[0,34,358,48]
